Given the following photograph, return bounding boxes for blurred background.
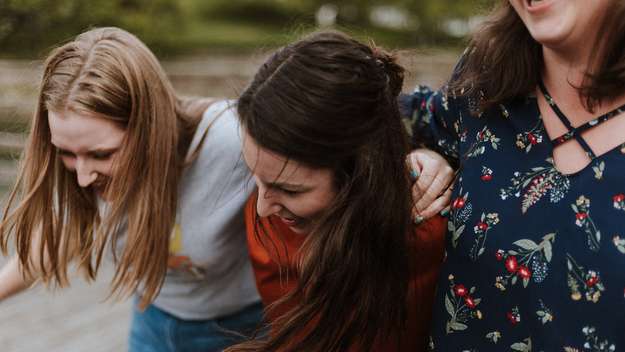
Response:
[0,0,493,350]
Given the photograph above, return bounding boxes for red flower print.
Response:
[477,222,489,231]
[586,277,598,287]
[453,284,468,297]
[575,212,588,221]
[505,256,519,273]
[506,311,519,325]
[495,250,504,261]
[452,197,465,209]
[464,296,476,309]
[517,266,532,279]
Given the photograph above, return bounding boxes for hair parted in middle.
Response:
[229,30,416,352]
[0,27,214,308]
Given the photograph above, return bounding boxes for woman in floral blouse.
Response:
[401,0,625,350]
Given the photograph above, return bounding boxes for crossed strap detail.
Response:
[538,81,625,160]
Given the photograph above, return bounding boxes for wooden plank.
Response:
[0,256,132,352]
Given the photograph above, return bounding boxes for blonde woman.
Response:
[0,27,262,351]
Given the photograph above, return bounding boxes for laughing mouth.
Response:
[527,0,545,7]
[278,213,303,226]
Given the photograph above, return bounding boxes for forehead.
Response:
[241,129,327,185]
[48,109,125,152]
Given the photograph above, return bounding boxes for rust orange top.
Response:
[245,194,447,351]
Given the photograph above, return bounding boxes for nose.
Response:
[256,186,282,218]
[75,158,98,187]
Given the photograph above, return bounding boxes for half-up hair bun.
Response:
[371,46,405,97]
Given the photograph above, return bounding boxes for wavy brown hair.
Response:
[228,31,414,351]
[452,0,625,112]
[0,27,213,307]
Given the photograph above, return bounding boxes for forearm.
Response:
[0,256,36,302]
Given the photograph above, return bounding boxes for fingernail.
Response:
[410,169,420,180]
[440,208,450,217]
[414,215,424,225]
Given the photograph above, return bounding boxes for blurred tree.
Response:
[0,0,184,57]
[0,0,497,57]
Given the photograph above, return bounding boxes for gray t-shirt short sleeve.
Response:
[105,100,260,320]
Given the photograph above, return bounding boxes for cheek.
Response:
[290,191,336,220]
[60,156,75,171]
[98,160,116,177]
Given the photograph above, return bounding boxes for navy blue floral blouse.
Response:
[401,81,625,351]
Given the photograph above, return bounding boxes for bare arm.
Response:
[0,228,48,302]
[0,256,36,302]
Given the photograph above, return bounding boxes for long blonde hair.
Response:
[0,27,212,307]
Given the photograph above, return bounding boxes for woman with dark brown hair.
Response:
[401,0,625,350]
[226,31,447,352]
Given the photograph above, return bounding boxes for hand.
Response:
[407,148,454,222]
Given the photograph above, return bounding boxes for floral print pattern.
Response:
[470,212,499,261]
[566,253,605,303]
[499,159,571,214]
[449,184,472,248]
[571,195,601,252]
[402,82,625,351]
[494,233,555,290]
[444,275,482,334]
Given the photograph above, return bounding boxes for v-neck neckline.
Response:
[529,94,625,178]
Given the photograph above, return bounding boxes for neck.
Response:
[540,49,588,118]
[542,35,597,87]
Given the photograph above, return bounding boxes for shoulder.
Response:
[185,99,244,173]
[200,99,239,134]
[192,100,241,152]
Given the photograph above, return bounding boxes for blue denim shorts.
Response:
[128,300,264,352]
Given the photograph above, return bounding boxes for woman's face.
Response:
[509,0,611,50]
[241,130,337,234]
[48,109,125,196]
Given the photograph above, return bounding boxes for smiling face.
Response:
[241,129,337,234]
[48,109,126,196]
[509,0,611,51]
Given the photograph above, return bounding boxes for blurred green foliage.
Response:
[0,0,496,58]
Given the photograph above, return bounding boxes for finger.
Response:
[407,152,423,180]
[418,188,453,219]
[414,172,450,212]
[414,164,454,211]
[412,206,424,225]
[411,183,424,215]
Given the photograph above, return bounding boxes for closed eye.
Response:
[280,188,300,195]
[57,148,75,158]
[90,151,114,160]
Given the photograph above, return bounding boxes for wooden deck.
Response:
[0,256,132,352]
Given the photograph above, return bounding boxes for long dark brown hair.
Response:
[0,27,213,308]
[452,0,625,112]
[229,31,414,351]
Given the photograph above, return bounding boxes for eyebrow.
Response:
[53,144,119,155]
[258,177,312,192]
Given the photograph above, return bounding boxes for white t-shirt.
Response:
[105,100,260,320]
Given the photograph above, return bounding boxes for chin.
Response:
[528,27,573,48]
[288,225,310,235]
